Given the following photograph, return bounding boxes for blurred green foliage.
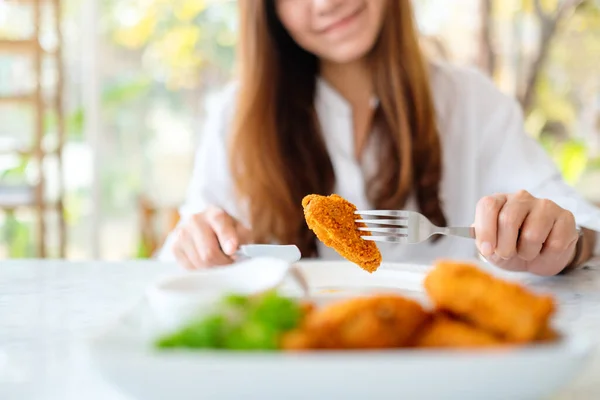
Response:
[540,138,590,184]
[523,0,600,183]
[103,0,237,89]
[0,159,35,258]
[96,0,238,257]
[1,212,33,258]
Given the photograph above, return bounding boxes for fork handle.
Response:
[442,226,476,239]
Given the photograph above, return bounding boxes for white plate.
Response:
[86,261,592,400]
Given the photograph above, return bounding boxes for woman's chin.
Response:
[316,40,374,65]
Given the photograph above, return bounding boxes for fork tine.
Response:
[361,235,409,244]
[356,219,407,226]
[355,210,410,218]
[358,227,408,235]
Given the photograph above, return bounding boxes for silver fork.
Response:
[355,210,476,244]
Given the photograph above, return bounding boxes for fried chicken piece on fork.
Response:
[302,194,382,272]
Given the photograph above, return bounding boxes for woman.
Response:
[160,0,600,275]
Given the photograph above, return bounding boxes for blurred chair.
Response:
[138,195,180,257]
[0,0,66,258]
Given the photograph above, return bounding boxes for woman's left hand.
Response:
[474,190,579,276]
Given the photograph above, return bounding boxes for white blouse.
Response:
[159,62,600,264]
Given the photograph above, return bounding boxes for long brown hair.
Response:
[229,0,447,256]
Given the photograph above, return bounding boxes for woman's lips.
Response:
[319,5,365,36]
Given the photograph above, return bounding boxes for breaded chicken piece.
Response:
[536,325,560,343]
[280,330,314,351]
[424,260,556,343]
[282,295,430,350]
[300,301,316,318]
[413,314,503,348]
[302,194,382,272]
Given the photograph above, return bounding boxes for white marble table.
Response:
[1,259,599,400]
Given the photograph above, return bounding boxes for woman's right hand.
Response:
[171,206,250,270]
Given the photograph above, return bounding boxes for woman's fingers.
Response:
[190,214,232,266]
[475,191,580,276]
[173,228,206,270]
[541,210,578,256]
[516,200,556,262]
[172,206,245,269]
[495,191,534,260]
[474,194,508,257]
[205,206,241,256]
[172,242,195,271]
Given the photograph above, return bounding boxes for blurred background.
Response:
[0,0,598,260]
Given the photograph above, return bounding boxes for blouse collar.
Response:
[315,77,380,116]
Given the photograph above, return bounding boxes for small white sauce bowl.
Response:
[145,257,292,332]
